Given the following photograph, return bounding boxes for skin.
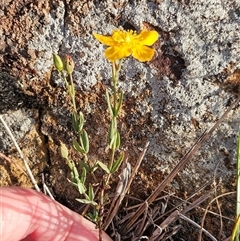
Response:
[0,187,112,241]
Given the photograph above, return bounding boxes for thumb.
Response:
[0,187,112,241]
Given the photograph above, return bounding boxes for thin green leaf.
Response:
[233,129,240,241]
[231,215,240,241]
[72,165,80,181]
[115,90,123,116]
[78,160,91,172]
[109,118,117,149]
[91,163,98,173]
[73,139,85,154]
[69,170,75,181]
[80,167,86,184]
[111,152,124,173]
[109,119,114,141]
[106,89,113,116]
[77,182,87,195]
[76,198,98,206]
[72,112,79,133]
[88,184,95,201]
[109,131,117,150]
[60,142,69,159]
[80,129,89,154]
[115,130,121,149]
[67,178,77,187]
[87,211,98,223]
[237,128,240,216]
[97,161,110,174]
[79,111,84,132]
[109,118,117,137]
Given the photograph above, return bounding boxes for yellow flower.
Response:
[93,29,158,62]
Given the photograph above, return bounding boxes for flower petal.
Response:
[137,30,158,46]
[93,33,117,46]
[105,46,132,61]
[132,45,155,62]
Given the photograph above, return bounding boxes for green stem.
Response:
[108,60,122,171]
[112,62,116,108]
[111,60,122,108]
[83,152,98,184]
[109,139,116,174]
[60,71,77,116]
[97,60,123,230]
[69,74,77,114]
[60,71,69,89]
[235,129,240,241]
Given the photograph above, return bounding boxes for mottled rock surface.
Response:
[1,0,240,239]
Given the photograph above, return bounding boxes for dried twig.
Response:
[146,191,213,241]
[180,213,218,241]
[135,201,149,237]
[103,157,131,230]
[103,142,149,230]
[42,173,54,200]
[125,142,150,195]
[157,190,212,233]
[119,95,240,235]
[214,160,223,240]
[198,191,236,241]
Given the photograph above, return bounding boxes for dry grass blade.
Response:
[0,115,41,191]
[147,190,213,241]
[103,158,131,230]
[181,190,213,215]
[149,225,163,241]
[223,237,231,241]
[125,142,150,195]
[198,191,236,241]
[119,95,240,236]
[150,181,213,226]
[41,173,54,200]
[156,190,212,234]
[135,201,149,238]
[103,142,149,230]
[179,213,218,241]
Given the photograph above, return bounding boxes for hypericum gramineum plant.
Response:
[53,28,158,240]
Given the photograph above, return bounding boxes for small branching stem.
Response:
[97,60,123,238]
[60,71,69,89]
[109,117,117,171]
[69,74,77,114]
[98,184,105,238]
[55,55,125,240]
[83,153,98,183]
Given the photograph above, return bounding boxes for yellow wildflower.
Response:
[93,29,158,62]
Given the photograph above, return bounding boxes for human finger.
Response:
[0,187,112,241]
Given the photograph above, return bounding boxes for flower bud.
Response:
[53,53,64,71]
[65,55,75,74]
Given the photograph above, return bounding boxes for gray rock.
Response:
[0,109,36,152]
[27,0,239,189]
